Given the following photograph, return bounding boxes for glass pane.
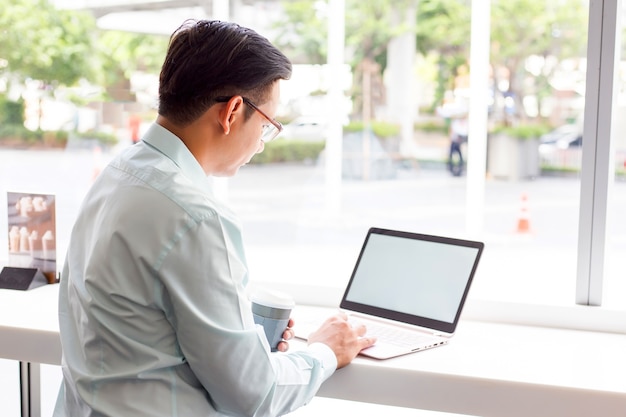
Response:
[1,146,112,271]
[0,1,593,315]
[239,1,590,310]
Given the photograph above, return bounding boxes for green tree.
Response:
[491,0,587,124]
[345,1,411,120]
[276,0,413,120]
[95,30,169,101]
[274,0,327,64]
[415,0,471,109]
[0,0,168,101]
[0,0,97,87]
[416,0,586,123]
[276,0,587,125]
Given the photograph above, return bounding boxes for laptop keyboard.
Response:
[352,319,434,348]
[293,310,441,350]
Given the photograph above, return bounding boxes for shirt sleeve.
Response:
[256,342,338,416]
[157,214,336,416]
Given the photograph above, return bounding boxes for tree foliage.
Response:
[415,0,471,57]
[0,0,96,87]
[96,30,168,89]
[415,0,471,108]
[275,0,411,71]
[491,0,587,121]
[275,0,415,119]
[0,0,168,99]
[273,0,327,64]
[275,0,588,123]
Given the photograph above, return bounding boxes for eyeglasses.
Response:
[215,96,283,142]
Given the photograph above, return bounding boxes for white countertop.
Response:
[2,285,626,416]
[293,305,626,416]
[0,284,61,365]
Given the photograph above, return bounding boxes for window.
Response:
[0,0,626,328]
[239,1,626,332]
[243,1,626,332]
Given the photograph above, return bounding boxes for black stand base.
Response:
[0,267,48,291]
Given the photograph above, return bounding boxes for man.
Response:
[55,19,375,416]
[448,113,468,176]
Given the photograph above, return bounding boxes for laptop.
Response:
[294,227,484,359]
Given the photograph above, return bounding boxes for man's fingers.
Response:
[282,328,294,341]
[354,323,368,337]
[336,311,349,321]
[359,336,377,350]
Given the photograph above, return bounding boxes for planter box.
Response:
[341,131,397,180]
[488,133,540,181]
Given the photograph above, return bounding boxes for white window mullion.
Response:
[576,0,621,305]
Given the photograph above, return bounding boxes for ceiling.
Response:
[52,0,276,35]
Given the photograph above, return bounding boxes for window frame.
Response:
[576,0,621,306]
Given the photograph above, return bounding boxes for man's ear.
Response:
[218,96,245,135]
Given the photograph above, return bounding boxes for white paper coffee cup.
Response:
[250,288,295,352]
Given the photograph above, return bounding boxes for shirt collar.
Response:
[142,123,212,191]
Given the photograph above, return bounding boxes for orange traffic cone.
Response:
[516,193,531,233]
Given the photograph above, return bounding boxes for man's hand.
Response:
[306,313,376,368]
[276,318,295,352]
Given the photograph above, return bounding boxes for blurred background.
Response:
[2,1,626,415]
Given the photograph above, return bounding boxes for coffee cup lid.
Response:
[249,288,295,309]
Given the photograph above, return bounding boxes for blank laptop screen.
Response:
[342,229,482,328]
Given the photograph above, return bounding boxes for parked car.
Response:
[281,116,328,141]
[539,124,582,150]
[539,124,583,169]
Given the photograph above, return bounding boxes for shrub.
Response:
[493,124,551,139]
[0,97,25,125]
[0,125,41,145]
[73,130,118,145]
[344,120,400,139]
[0,126,71,148]
[251,139,326,164]
[415,120,448,134]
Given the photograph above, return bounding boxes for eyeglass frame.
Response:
[214,96,283,142]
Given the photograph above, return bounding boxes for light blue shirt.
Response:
[55,123,336,416]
